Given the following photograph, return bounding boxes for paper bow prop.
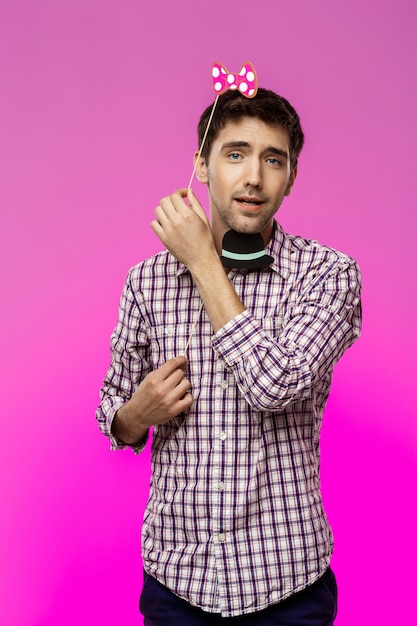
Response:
[212,61,258,98]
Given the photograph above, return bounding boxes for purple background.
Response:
[1,1,416,624]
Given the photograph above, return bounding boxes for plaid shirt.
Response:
[96,221,362,617]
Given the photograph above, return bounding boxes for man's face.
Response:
[196,117,296,245]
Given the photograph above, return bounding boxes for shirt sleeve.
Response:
[96,270,151,453]
[212,255,362,412]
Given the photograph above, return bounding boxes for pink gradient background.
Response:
[1,1,416,624]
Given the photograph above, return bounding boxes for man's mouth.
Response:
[234,196,265,208]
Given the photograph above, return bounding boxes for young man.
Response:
[96,88,362,625]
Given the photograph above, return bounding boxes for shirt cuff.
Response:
[212,310,267,365]
[101,399,149,454]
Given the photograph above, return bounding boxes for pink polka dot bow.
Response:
[212,61,258,98]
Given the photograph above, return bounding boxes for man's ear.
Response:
[285,164,298,196]
[193,151,209,184]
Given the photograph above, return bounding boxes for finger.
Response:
[164,380,192,416]
[174,391,194,415]
[155,197,177,222]
[169,189,192,214]
[164,367,189,391]
[155,196,187,229]
[160,195,178,212]
[159,356,188,379]
[159,189,201,219]
[150,218,165,241]
[153,204,172,229]
[171,393,194,417]
[151,201,179,241]
[171,377,192,399]
[173,188,189,199]
[187,188,208,222]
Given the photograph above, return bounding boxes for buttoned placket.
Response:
[210,355,233,612]
[211,269,250,613]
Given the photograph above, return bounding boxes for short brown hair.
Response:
[198,87,304,168]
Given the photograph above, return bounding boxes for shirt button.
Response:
[164,326,173,335]
[218,533,226,543]
[219,381,228,389]
[241,385,248,393]
[218,481,226,491]
[219,431,227,441]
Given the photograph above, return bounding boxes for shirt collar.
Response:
[265,221,292,280]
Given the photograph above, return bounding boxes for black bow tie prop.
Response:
[220,230,274,269]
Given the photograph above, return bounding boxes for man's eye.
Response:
[267,157,281,166]
[229,153,242,160]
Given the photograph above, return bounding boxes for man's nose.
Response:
[244,159,263,188]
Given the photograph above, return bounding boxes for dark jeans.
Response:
[140,567,337,625]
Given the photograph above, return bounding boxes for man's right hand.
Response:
[111,356,192,445]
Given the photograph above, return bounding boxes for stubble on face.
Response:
[207,176,286,237]
[200,118,294,248]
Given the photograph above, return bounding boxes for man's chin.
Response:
[227,218,275,245]
[228,218,270,236]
